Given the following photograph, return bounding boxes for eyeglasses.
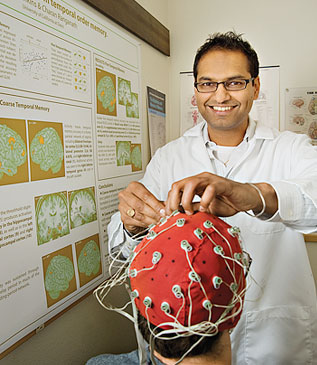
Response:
[194,78,255,93]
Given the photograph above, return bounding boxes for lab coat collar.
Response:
[183,118,276,143]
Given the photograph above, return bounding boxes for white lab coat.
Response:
[108,120,317,364]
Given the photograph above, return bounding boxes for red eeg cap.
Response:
[129,211,246,332]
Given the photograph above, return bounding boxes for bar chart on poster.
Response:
[0,0,143,355]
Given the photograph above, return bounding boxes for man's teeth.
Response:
[212,106,233,111]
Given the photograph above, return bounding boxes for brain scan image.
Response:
[70,188,97,229]
[0,124,27,179]
[308,121,317,140]
[292,98,304,108]
[308,97,317,115]
[126,93,139,118]
[78,240,101,277]
[30,127,64,174]
[118,78,132,106]
[292,116,305,126]
[116,141,131,166]
[97,75,116,113]
[44,255,74,300]
[36,193,70,245]
[131,144,142,170]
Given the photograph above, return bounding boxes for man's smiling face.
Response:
[194,49,260,143]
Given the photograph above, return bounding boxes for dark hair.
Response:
[193,31,259,81]
[137,312,222,359]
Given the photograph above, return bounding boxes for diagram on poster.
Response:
[69,187,97,229]
[285,87,317,144]
[35,192,70,245]
[75,234,102,287]
[42,245,77,308]
[0,119,28,185]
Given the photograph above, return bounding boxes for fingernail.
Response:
[159,208,166,216]
[185,210,193,215]
[199,206,206,212]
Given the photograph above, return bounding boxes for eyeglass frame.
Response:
[194,77,255,93]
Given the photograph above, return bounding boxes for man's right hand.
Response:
[118,181,165,235]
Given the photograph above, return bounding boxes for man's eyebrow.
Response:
[197,75,249,82]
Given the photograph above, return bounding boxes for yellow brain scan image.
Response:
[30,127,64,174]
[97,76,116,112]
[36,192,70,245]
[0,124,27,180]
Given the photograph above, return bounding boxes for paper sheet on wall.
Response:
[0,0,143,354]
[180,66,280,135]
[285,87,317,145]
[147,87,166,157]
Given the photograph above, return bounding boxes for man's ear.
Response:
[253,76,260,100]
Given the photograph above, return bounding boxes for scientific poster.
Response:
[0,0,143,355]
[180,66,280,135]
[147,87,166,157]
[285,87,317,145]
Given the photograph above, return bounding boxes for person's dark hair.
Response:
[138,312,222,359]
[193,31,259,81]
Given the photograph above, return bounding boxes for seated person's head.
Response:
[128,211,250,364]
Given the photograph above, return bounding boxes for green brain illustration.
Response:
[0,124,27,179]
[36,193,70,245]
[70,188,97,228]
[97,76,116,112]
[78,240,101,276]
[131,145,142,169]
[45,255,74,300]
[116,141,131,166]
[118,78,132,106]
[126,92,139,118]
[30,127,64,174]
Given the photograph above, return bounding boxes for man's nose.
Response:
[213,83,231,103]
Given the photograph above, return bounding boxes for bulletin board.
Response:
[0,0,144,356]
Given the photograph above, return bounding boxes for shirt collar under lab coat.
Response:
[183,117,276,143]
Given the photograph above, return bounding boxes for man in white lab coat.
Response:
[108,32,317,364]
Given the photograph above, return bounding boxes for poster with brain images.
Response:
[285,87,317,145]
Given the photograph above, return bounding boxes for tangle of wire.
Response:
[94,211,251,365]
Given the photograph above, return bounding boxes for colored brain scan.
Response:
[308,97,317,115]
[36,193,70,245]
[308,121,317,140]
[0,124,27,179]
[131,144,142,170]
[97,76,116,112]
[116,141,131,166]
[126,93,139,118]
[292,98,304,108]
[118,78,132,106]
[45,255,74,300]
[78,240,101,276]
[292,116,305,126]
[70,188,97,228]
[30,127,64,174]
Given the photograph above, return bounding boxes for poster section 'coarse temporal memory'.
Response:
[0,0,142,355]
